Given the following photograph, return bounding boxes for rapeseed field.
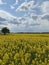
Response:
[0,34,49,65]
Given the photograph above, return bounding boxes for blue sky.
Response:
[0,0,49,32]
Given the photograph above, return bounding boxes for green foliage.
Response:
[1,27,10,35]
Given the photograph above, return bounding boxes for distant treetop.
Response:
[1,27,10,35]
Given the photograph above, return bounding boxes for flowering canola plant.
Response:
[0,34,49,65]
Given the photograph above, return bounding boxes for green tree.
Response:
[1,27,10,35]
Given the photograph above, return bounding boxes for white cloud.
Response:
[14,13,49,32]
[0,0,6,4]
[40,1,49,14]
[19,13,49,32]
[0,10,16,19]
[10,0,19,9]
[16,1,37,11]
[38,18,49,32]
[0,9,49,32]
[15,0,18,4]
[13,0,19,6]
[0,0,3,4]
[10,5,15,9]
[0,10,17,30]
[16,2,28,11]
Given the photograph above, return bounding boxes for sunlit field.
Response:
[0,34,49,65]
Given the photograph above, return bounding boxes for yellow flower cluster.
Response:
[0,34,49,65]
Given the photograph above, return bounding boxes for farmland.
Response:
[0,34,49,65]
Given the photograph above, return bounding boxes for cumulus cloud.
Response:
[0,10,16,20]
[16,1,37,11]
[41,14,49,21]
[0,10,49,32]
[15,0,19,4]
[10,5,15,9]
[0,0,6,4]
[0,0,4,4]
[0,17,6,21]
[0,10,41,32]
[0,21,8,25]
[13,0,19,6]
[17,14,49,32]
[0,10,19,29]
[40,1,49,14]
[0,0,49,33]
[10,0,19,10]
